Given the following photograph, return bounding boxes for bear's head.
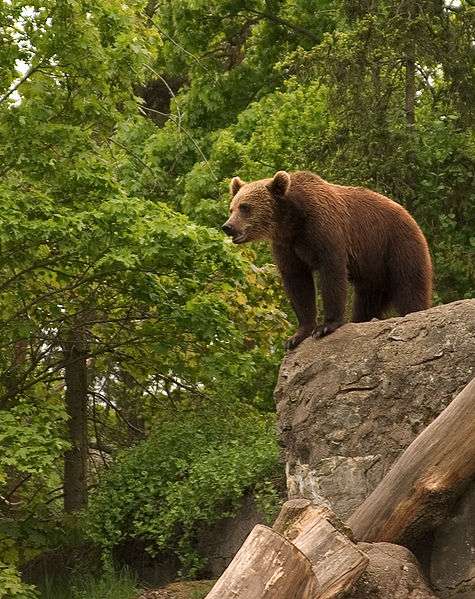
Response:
[221,171,290,244]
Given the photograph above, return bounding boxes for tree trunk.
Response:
[118,368,145,443]
[403,30,417,197]
[274,499,368,599]
[348,378,475,544]
[206,501,368,599]
[404,47,416,129]
[205,524,318,599]
[403,0,416,131]
[63,330,89,513]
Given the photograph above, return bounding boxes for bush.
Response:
[86,409,280,576]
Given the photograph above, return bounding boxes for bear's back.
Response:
[288,171,422,242]
[286,171,429,282]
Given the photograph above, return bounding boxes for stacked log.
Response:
[206,501,367,599]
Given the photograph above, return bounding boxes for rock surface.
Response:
[275,299,475,597]
[276,300,475,519]
[430,480,475,599]
[197,494,265,578]
[352,542,438,598]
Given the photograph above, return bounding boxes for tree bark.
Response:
[63,330,89,513]
[205,524,318,599]
[118,368,145,443]
[274,499,368,599]
[404,47,416,129]
[206,501,368,599]
[403,0,416,130]
[348,378,475,544]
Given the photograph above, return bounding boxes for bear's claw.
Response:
[284,328,313,351]
[312,322,342,338]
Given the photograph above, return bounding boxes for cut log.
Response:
[348,377,475,543]
[204,524,318,599]
[205,501,368,599]
[274,499,368,599]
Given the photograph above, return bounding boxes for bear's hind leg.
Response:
[392,286,431,316]
[388,234,433,316]
[352,287,390,323]
[390,258,432,316]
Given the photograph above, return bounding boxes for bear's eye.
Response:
[239,203,251,215]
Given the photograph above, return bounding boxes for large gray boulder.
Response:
[276,299,474,517]
[275,299,475,597]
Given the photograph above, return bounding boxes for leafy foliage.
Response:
[87,410,279,575]
[0,0,473,594]
[0,563,38,599]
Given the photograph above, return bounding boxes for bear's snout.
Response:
[221,223,235,237]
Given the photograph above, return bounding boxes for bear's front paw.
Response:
[284,327,313,351]
[312,321,343,339]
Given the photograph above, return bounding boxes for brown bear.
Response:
[222,170,433,350]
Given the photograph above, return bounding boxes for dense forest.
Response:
[0,0,473,597]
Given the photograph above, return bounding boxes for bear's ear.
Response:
[230,176,245,197]
[266,171,290,196]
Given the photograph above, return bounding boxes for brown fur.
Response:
[222,170,433,349]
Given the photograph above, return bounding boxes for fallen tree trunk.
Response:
[348,377,475,543]
[205,501,367,599]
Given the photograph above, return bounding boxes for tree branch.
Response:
[245,9,319,42]
[0,64,43,106]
